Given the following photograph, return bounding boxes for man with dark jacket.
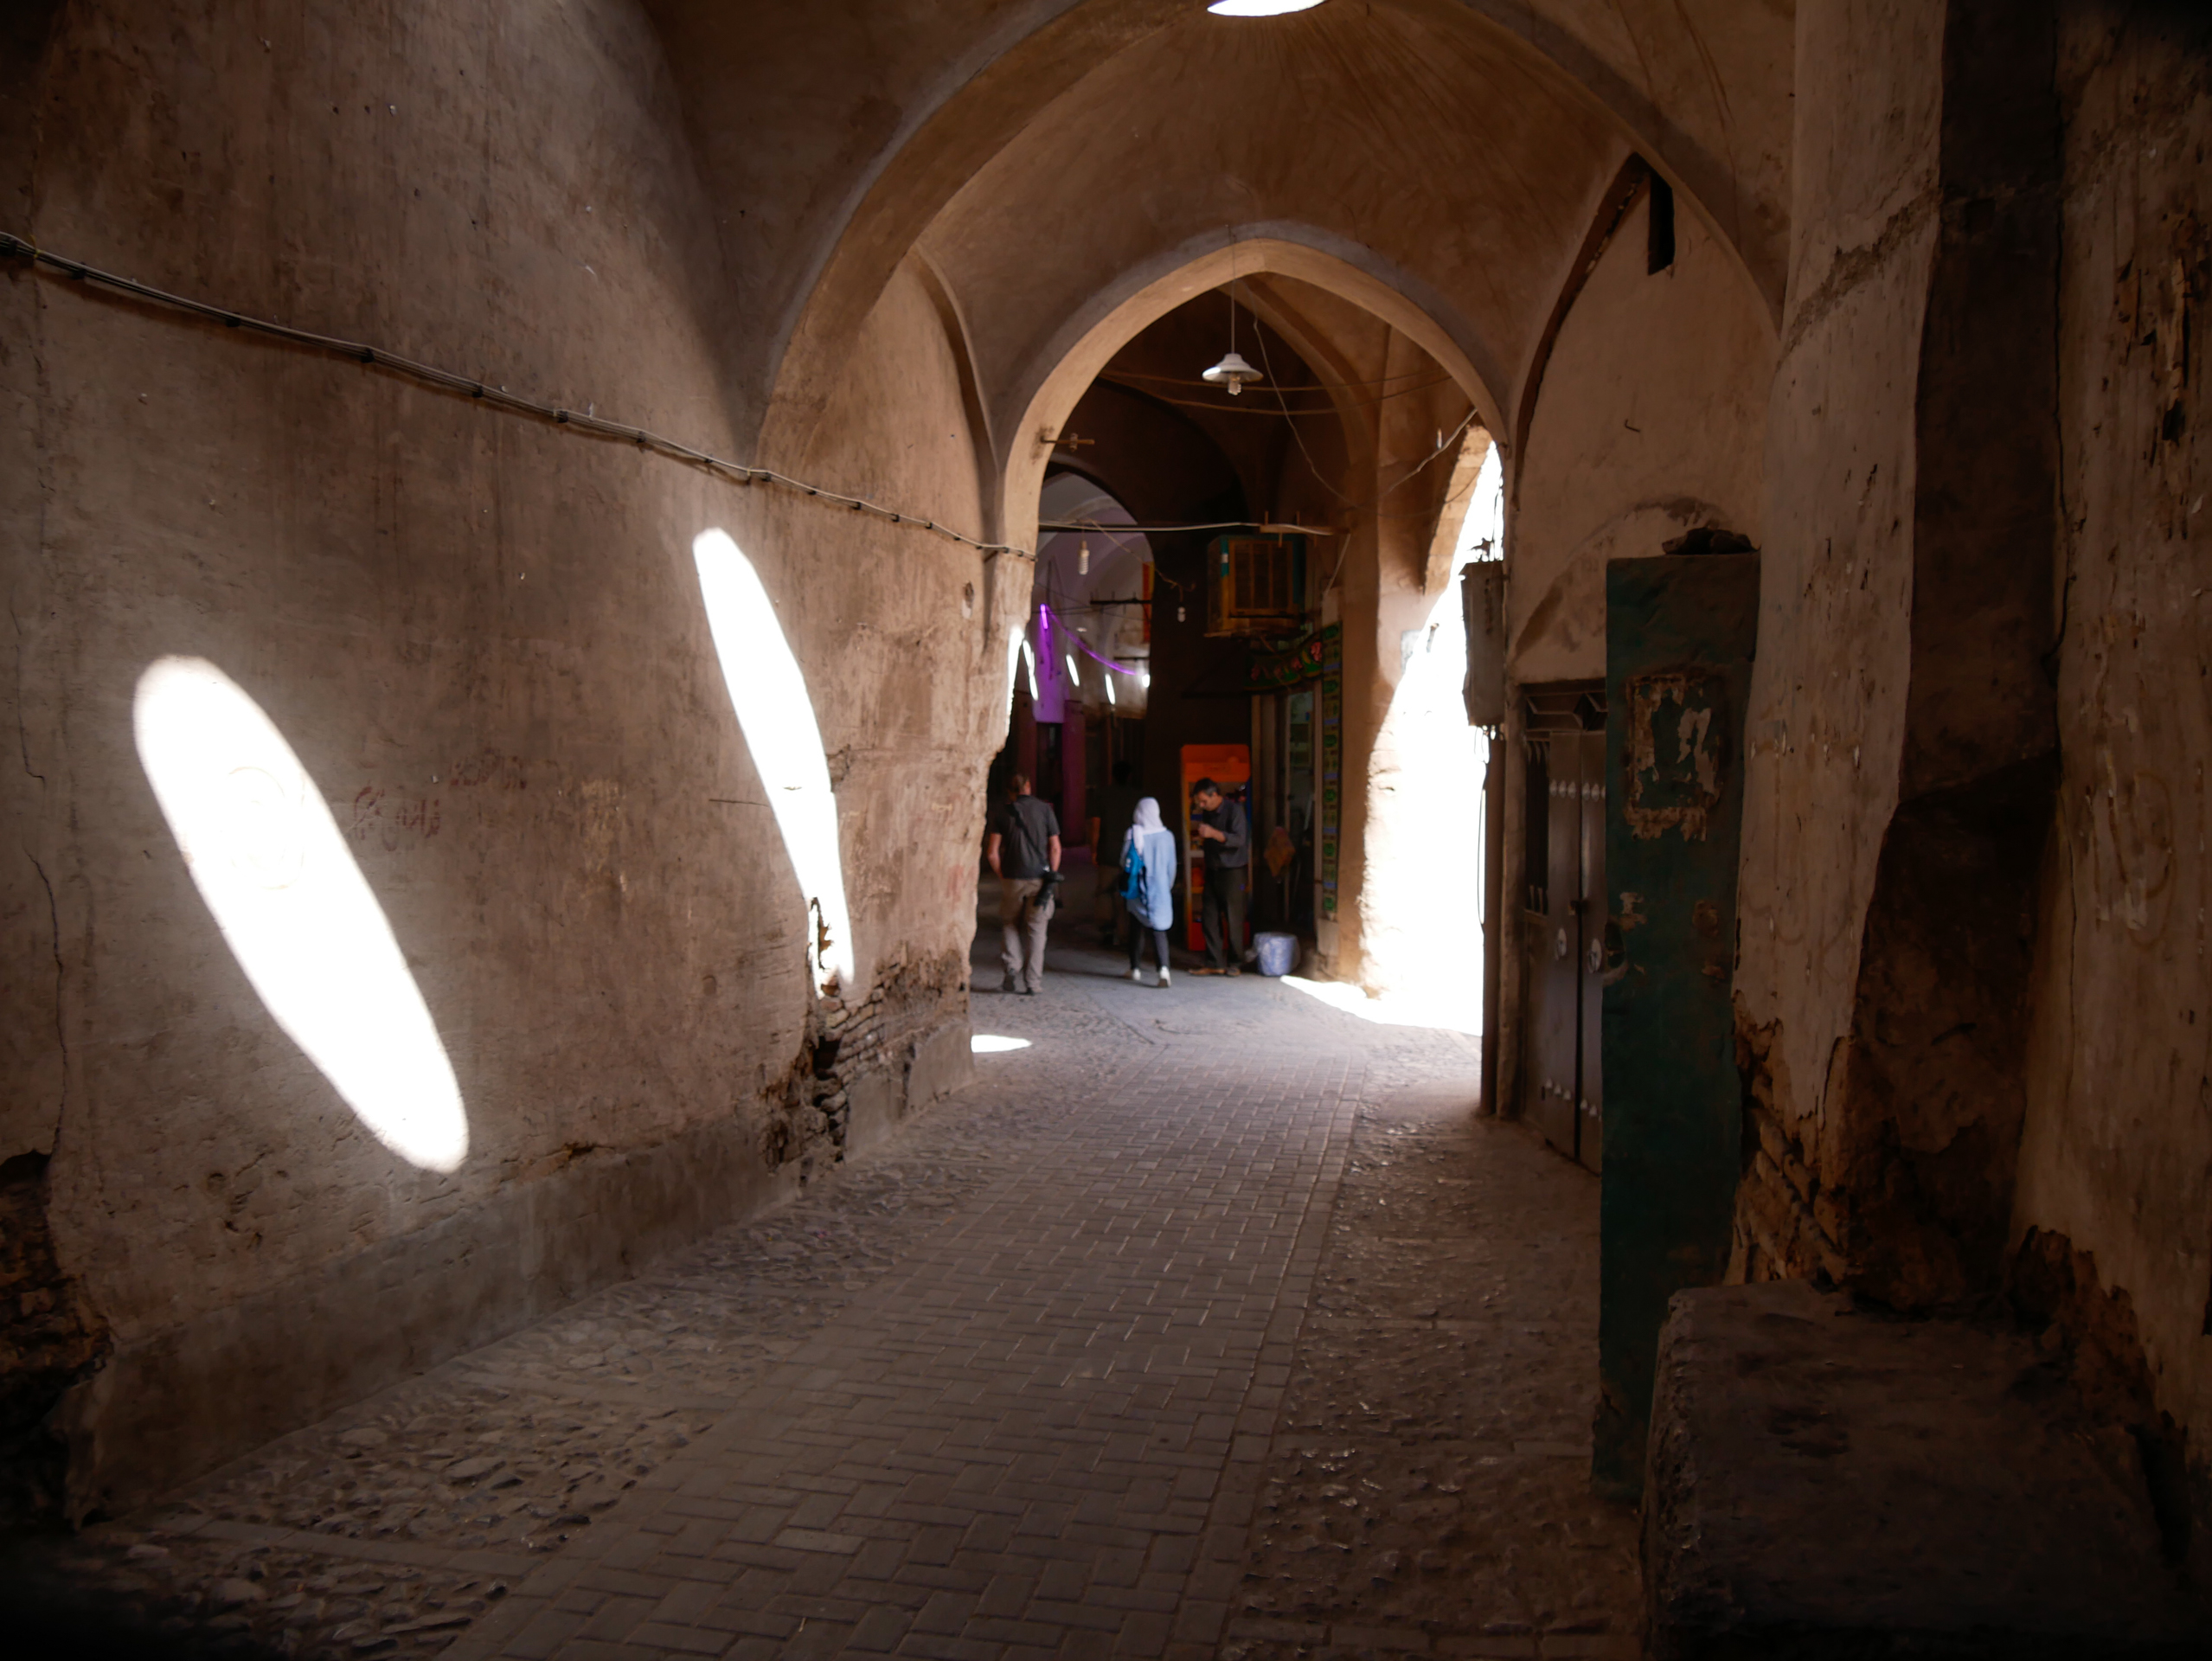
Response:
[985,772,1061,994]
[1189,778,1249,976]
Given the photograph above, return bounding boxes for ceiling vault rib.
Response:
[1510,155,1653,504]
[752,1,1789,461]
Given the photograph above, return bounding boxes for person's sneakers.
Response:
[1157,968,1172,988]
[997,977,1021,994]
[1226,965,1242,977]
[1190,966,1225,976]
[1128,967,1144,983]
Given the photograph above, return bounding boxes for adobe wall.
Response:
[1,0,991,1520]
[2011,0,2212,1541]
[1730,0,1945,1289]
[1731,8,2212,1531]
[1322,330,1470,990]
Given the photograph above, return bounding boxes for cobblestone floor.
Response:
[10,887,1637,1658]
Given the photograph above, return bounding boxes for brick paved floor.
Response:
[13,881,1637,1658]
[1220,1090,1638,1659]
[444,1039,1360,1661]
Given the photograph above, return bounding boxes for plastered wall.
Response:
[1507,192,1774,688]
[1731,0,1943,1287]
[1496,183,1774,1121]
[1313,327,1470,988]
[1728,0,2212,1536]
[3,0,992,1517]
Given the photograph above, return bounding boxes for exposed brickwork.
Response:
[766,950,968,1178]
[1727,1010,1844,1291]
[2008,1229,2203,1581]
[0,1151,109,1528]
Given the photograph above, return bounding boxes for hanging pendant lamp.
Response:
[1202,350,1261,395]
[1203,274,1264,396]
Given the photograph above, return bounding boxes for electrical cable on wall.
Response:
[1238,291,1484,543]
[1037,519,1324,535]
[1035,518,1198,615]
[1,231,1494,634]
[1106,363,1452,397]
[0,230,1029,559]
[1098,364,1456,415]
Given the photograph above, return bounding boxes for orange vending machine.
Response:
[1179,744,1251,953]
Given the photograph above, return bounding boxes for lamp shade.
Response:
[1202,350,1263,395]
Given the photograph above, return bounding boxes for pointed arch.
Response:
[991,231,1508,553]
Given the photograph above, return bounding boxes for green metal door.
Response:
[1593,553,1760,1495]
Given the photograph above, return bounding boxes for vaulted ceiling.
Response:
[643,0,1792,455]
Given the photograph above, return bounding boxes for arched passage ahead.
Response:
[960,257,1496,995]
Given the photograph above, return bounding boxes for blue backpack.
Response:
[1119,838,1147,903]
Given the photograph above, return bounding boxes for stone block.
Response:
[846,1069,904,1158]
[1644,1282,2207,1658]
[905,1019,974,1113]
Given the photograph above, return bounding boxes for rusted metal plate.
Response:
[1623,670,1729,841]
[1594,553,1760,1497]
[1460,561,1507,728]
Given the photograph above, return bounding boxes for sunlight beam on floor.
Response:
[1280,974,1482,1036]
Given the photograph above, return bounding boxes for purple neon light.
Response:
[1038,603,1143,676]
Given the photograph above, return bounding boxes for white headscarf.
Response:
[1132,796,1164,834]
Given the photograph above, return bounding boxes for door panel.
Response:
[1516,734,1545,1126]
[1575,728,1607,1170]
[1541,736,1585,1158]
[1593,553,1760,1497]
[1523,734,1575,1156]
[1520,702,1605,1172]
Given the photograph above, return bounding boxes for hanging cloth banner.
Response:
[1244,625,1330,690]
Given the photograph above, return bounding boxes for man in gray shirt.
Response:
[1189,778,1249,976]
[985,773,1061,995]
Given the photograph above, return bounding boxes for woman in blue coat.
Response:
[1121,797,1179,988]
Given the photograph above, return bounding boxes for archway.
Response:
[964,259,1493,995]
[993,234,1504,556]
